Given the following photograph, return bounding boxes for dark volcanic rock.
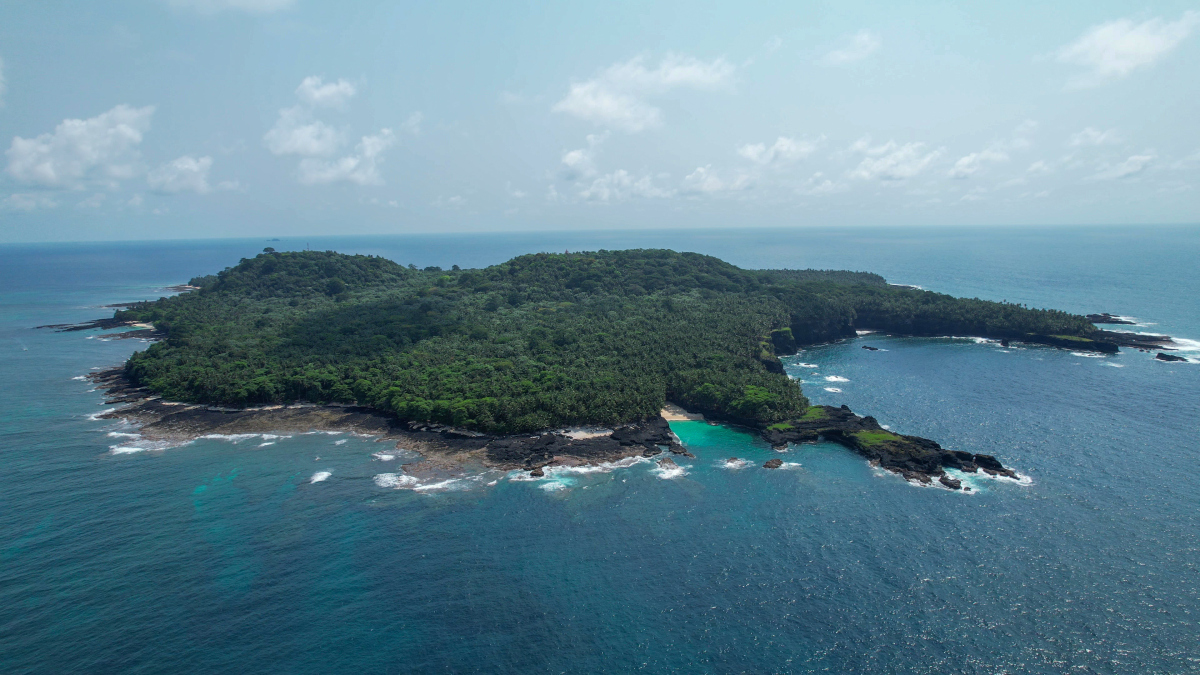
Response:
[763,458,783,469]
[861,345,880,351]
[1086,313,1135,325]
[1023,334,1118,353]
[1156,352,1187,362]
[1094,329,1174,349]
[529,466,544,477]
[658,457,678,470]
[760,355,786,374]
[760,404,1015,484]
[939,475,962,490]
[37,317,141,333]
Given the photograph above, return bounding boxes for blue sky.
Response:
[1,0,1198,242]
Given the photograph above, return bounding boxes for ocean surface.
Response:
[1,226,1197,674]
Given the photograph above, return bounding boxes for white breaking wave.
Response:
[824,387,842,393]
[87,408,117,421]
[375,471,498,493]
[108,437,187,455]
[796,363,819,368]
[778,462,802,470]
[372,452,396,461]
[718,458,750,470]
[652,463,689,480]
[373,473,418,488]
[310,471,332,483]
[1071,352,1106,358]
[1169,337,1200,352]
[71,375,88,381]
[200,433,289,444]
[510,456,648,482]
[414,478,470,492]
[824,375,849,382]
[334,439,348,445]
[1101,362,1125,368]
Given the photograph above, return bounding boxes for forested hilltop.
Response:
[115,249,1100,433]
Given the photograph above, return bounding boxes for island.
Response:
[62,248,1169,488]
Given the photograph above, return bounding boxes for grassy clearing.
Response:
[851,430,901,447]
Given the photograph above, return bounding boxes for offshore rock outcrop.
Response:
[1156,352,1187,362]
[1086,313,1135,325]
[761,405,1017,488]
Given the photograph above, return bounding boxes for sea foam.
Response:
[652,463,689,480]
[824,375,850,382]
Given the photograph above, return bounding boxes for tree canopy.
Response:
[116,248,1097,433]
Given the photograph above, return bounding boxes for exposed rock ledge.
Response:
[88,368,1007,489]
[761,405,1017,488]
[87,367,685,475]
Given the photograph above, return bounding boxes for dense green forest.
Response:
[116,249,1099,433]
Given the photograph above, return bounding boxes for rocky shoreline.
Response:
[761,405,1017,490]
[88,366,1011,491]
[87,367,689,477]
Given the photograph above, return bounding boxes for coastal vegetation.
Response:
[115,248,1100,434]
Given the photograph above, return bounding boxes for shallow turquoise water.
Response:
[1,227,1197,673]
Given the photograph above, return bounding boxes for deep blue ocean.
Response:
[1,226,1197,674]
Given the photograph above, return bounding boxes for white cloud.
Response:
[738,136,819,165]
[559,150,593,181]
[1027,160,1052,175]
[147,155,213,194]
[2,192,58,211]
[400,112,423,135]
[1056,12,1199,87]
[553,54,734,132]
[559,133,607,181]
[297,129,395,185]
[1092,153,1154,180]
[166,0,294,13]
[5,104,154,189]
[579,170,673,201]
[1068,127,1120,147]
[821,30,881,65]
[800,172,848,195]
[295,76,356,109]
[680,165,751,194]
[948,147,1009,178]
[848,139,943,181]
[263,106,343,156]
